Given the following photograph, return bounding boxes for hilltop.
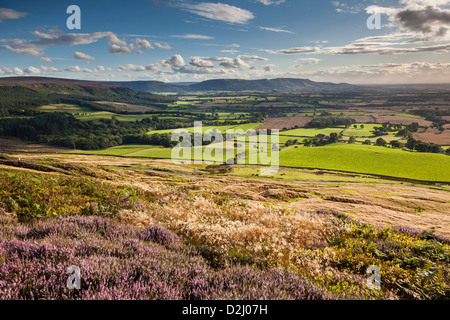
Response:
[105,78,360,93]
[0,76,175,115]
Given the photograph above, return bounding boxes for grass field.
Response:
[66,142,450,182]
[75,112,187,122]
[39,104,90,113]
[279,144,450,182]
[342,124,379,137]
[280,127,345,137]
[148,123,262,135]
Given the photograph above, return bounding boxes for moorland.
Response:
[0,76,449,300]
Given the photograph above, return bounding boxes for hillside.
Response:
[104,78,360,93]
[0,77,175,115]
[104,80,183,93]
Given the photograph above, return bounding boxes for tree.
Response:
[303,139,312,147]
[348,136,356,144]
[360,124,365,129]
[363,140,371,145]
[375,138,387,146]
[446,148,450,156]
[405,138,416,151]
[390,140,403,149]
[329,132,339,143]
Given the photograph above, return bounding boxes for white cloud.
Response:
[256,0,286,5]
[162,54,186,67]
[296,61,450,84]
[220,49,239,53]
[238,55,269,61]
[0,8,28,22]
[109,44,132,54]
[0,29,127,57]
[73,51,95,60]
[190,57,215,68]
[64,65,94,73]
[13,67,24,75]
[146,64,160,72]
[41,65,59,72]
[174,66,228,74]
[183,2,254,24]
[293,58,321,67]
[117,64,146,72]
[171,34,215,40]
[3,44,43,56]
[24,66,40,74]
[218,57,250,69]
[259,26,294,33]
[136,38,154,50]
[106,33,127,46]
[261,46,320,55]
[154,42,173,50]
[40,57,52,62]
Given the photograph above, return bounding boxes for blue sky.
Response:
[0,0,449,84]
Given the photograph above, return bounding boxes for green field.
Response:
[149,123,262,135]
[66,142,450,182]
[280,127,345,137]
[279,144,450,182]
[75,112,186,122]
[39,104,89,113]
[342,124,379,137]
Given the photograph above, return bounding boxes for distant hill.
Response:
[0,76,175,115]
[104,80,183,93]
[104,78,359,93]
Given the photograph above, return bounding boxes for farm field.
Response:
[279,144,450,182]
[280,127,345,137]
[413,128,450,145]
[342,124,380,137]
[66,142,450,182]
[148,122,262,135]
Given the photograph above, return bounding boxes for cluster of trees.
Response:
[0,86,51,116]
[0,112,181,150]
[371,136,444,154]
[405,138,444,154]
[306,117,356,128]
[372,122,404,136]
[123,133,176,148]
[302,133,340,147]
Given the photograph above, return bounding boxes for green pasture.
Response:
[279,144,450,182]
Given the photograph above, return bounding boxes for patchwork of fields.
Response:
[67,143,450,182]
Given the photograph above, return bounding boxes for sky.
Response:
[0,0,449,84]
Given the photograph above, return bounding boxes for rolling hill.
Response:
[0,76,175,115]
[104,78,360,93]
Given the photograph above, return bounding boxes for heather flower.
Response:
[138,225,180,249]
[0,215,333,300]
